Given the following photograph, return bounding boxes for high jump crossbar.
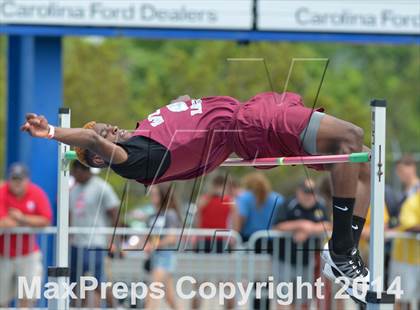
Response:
[64,150,370,166]
[53,100,393,309]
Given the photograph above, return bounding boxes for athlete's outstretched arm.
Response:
[21,113,127,164]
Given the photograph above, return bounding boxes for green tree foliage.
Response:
[0,37,418,196]
[64,38,131,128]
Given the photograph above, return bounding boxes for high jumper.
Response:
[22,91,371,303]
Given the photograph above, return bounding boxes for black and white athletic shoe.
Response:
[321,240,370,305]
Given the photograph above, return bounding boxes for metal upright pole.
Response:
[48,108,71,310]
[367,100,394,309]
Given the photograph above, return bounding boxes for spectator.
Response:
[69,160,120,307]
[233,172,283,310]
[192,174,236,309]
[144,183,181,310]
[195,174,236,251]
[390,155,420,310]
[0,163,52,308]
[273,179,330,309]
[233,172,284,242]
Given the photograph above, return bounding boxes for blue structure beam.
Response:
[6,36,62,307]
[1,25,419,45]
[6,35,62,222]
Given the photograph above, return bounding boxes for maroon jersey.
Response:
[133,96,240,184]
[132,92,321,185]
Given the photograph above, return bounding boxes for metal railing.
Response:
[0,227,418,309]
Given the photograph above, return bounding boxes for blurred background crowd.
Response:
[0,153,418,309]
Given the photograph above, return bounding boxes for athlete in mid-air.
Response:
[22,91,371,302]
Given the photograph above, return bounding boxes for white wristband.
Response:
[47,125,55,139]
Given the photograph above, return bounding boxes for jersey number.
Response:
[148,109,164,127]
[147,99,203,127]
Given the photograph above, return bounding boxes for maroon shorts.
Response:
[231,92,325,170]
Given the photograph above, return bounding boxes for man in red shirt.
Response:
[0,163,52,307]
[195,174,236,251]
[194,175,236,309]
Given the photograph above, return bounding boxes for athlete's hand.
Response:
[20,113,50,138]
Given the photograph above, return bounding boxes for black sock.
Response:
[331,197,355,254]
[352,215,366,248]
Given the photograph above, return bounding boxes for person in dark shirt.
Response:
[22,91,371,303]
[273,179,330,308]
